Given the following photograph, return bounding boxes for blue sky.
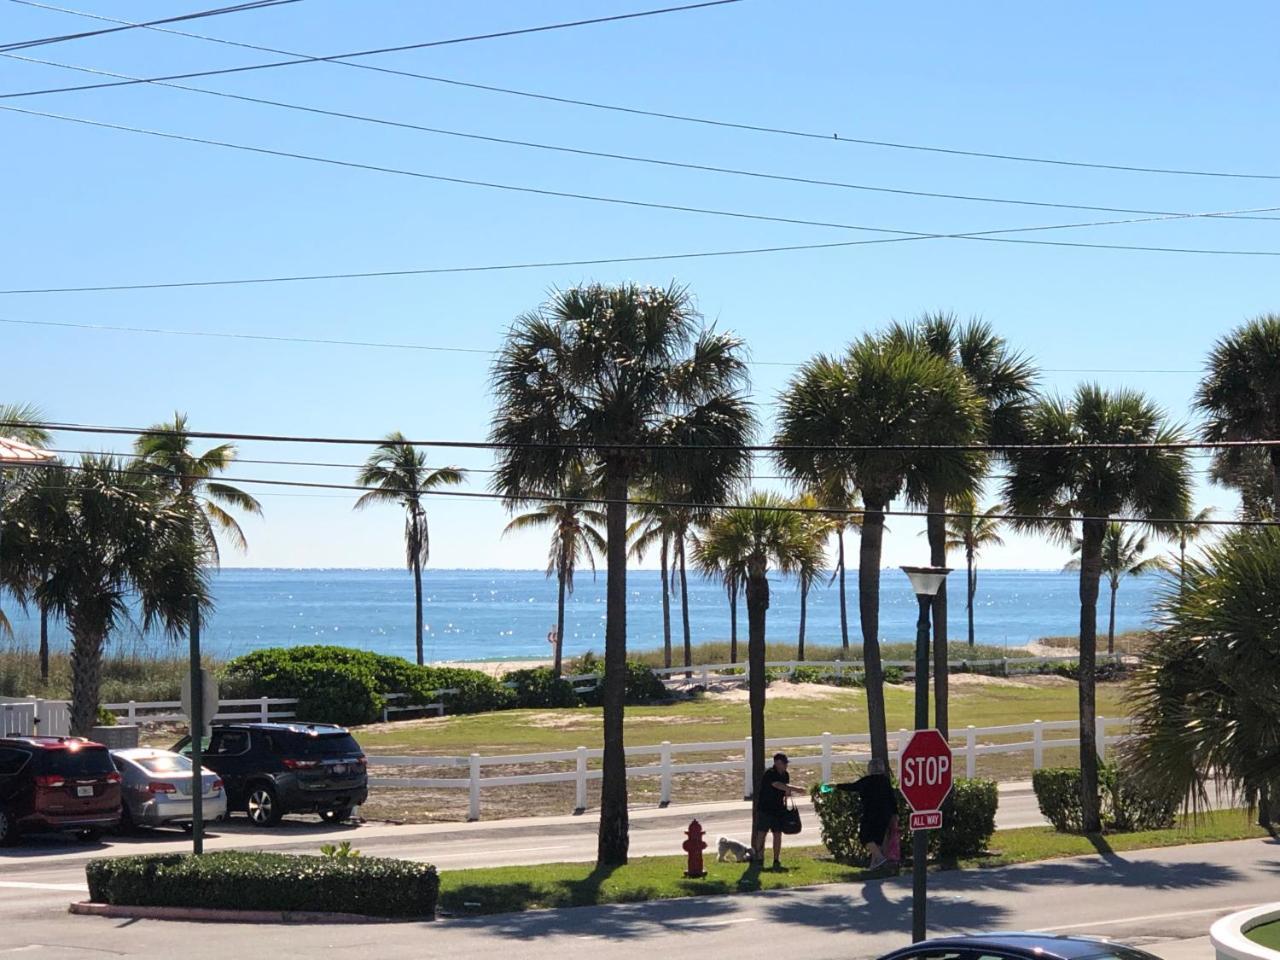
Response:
[2,0,1277,570]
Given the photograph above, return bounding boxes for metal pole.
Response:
[188,594,203,856]
[912,592,930,943]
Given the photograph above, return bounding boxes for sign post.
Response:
[187,595,204,856]
[899,728,953,942]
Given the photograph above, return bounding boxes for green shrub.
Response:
[882,665,906,685]
[85,851,437,919]
[789,666,831,684]
[1032,763,1178,834]
[811,767,998,863]
[417,666,515,714]
[1109,765,1178,832]
[579,661,668,706]
[1032,768,1086,833]
[502,667,580,708]
[95,706,118,727]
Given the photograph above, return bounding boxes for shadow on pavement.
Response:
[765,882,1011,935]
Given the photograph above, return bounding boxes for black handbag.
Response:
[780,798,803,835]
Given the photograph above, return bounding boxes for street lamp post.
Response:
[900,565,951,943]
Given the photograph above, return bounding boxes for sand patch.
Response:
[707,680,851,702]
[429,658,550,679]
[949,673,1075,689]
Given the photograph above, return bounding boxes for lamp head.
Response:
[900,565,952,597]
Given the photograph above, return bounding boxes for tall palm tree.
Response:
[134,413,263,564]
[1065,522,1162,654]
[1209,448,1274,521]
[490,282,754,866]
[628,495,681,669]
[1196,314,1280,511]
[1,456,208,734]
[1004,385,1190,833]
[814,476,857,656]
[944,492,1004,647]
[775,335,983,765]
[0,402,51,647]
[504,466,606,676]
[792,493,830,662]
[689,514,745,663]
[355,433,465,666]
[693,493,819,786]
[1171,506,1215,592]
[888,314,1037,737]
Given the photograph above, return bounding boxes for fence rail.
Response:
[367,716,1133,821]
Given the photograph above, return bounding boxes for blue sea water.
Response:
[0,568,1165,663]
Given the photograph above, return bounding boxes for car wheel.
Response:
[0,807,14,846]
[246,785,282,827]
[320,807,353,824]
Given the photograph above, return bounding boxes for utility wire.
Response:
[0,0,747,99]
[10,50,1280,224]
[6,102,1280,257]
[0,0,297,53]
[11,0,1280,183]
[0,317,1204,377]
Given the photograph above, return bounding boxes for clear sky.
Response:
[2,0,1277,570]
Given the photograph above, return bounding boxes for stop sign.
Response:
[898,729,953,813]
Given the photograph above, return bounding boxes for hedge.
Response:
[1032,763,1177,834]
[85,851,438,919]
[578,660,669,706]
[812,771,998,862]
[501,667,581,708]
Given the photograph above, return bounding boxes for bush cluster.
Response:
[1032,763,1177,834]
[811,769,998,862]
[85,851,438,919]
[502,667,580,708]
[578,660,669,706]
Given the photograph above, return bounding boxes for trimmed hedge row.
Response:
[1032,764,1177,834]
[85,851,438,919]
[812,773,998,862]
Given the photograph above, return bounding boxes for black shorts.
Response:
[755,809,786,833]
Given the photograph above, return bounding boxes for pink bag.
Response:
[885,818,901,862]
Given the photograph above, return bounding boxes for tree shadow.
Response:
[764,879,1012,935]
[932,849,1240,895]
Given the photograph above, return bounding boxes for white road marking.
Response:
[1038,903,1261,932]
[0,881,89,892]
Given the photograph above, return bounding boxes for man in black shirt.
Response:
[753,752,806,867]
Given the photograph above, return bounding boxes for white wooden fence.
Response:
[368,716,1133,821]
[0,696,71,737]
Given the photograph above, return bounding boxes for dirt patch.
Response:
[949,673,1076,689]
[707,681,851,703]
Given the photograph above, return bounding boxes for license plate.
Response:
[76,785,93,797]
[332,764,347,774]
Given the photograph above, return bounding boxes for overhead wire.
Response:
[10,0,1280,183]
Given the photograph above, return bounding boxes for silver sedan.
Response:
[111,748,227,831]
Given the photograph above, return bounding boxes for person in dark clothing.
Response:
[753,752,806,867]
[834,757,899,868]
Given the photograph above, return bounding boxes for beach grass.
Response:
[1036,630,1151,656]
[0,637,224,704]
[617,639,1033,669]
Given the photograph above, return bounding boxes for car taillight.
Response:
[211,779,224,791]
[282,759,319,770]
[106,771,122,784]
[148,782,178,794]
[34,775,65,788]
[357,756,367,768]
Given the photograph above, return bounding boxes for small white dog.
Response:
[717,836,753,863]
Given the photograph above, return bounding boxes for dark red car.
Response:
[0,736,122,843]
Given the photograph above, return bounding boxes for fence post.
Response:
[1033,720,1044,770]
[700,666,709,688]
[260,697,269,723]
[743,737,753,800]
[659,741,672,807]
[468,754,481,821]
[127,701,137,723]
[821,732,833,784]
[966,725,977,779]
[574,746,587,813]
[1096,715,1107,761]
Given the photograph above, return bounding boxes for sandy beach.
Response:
[431,658,552,679]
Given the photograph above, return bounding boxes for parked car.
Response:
[172,722,368,827]
[879,934,1163,960]
[0,736,122,843]
[111,748,227,831]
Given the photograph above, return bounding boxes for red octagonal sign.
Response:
[898,729,953,813]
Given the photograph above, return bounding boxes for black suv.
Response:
[173,723,367,827]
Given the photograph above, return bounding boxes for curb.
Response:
[68,901,433,924]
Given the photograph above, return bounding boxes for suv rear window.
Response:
[294,733,362,758]
[41,746,115,778]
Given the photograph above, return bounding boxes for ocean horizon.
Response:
[0,567,1167,664]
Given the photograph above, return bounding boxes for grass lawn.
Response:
[1249,920,1280,951]
[438,809,1267,916]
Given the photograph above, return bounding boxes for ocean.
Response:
[0,567,1166,663]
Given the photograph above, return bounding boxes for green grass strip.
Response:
[439,809,1266,917]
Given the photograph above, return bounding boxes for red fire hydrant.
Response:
[683,818,707,878]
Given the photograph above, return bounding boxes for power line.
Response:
[0,317,1204,377]
[10,50,1280,224]
[12,0,1280,184]
[7,103,1280,258]
[0,0,298,53]
[0,0,747,99]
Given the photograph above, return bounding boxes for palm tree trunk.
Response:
[68,620,104,737]
[746,567,769,795]
[966,545,976,647]
[927,489,949,738]
[859,500,890,766]
[598,462,630,866]
[837,529,849,655]
[660,532,672,670]
[412,555,425,666]
[729,577,739,664]
[39,600,50,684]
[1269,445,1280,514]
[1107,578,1118,656]
[798,580,808,662]
[677,534,692,676]
[554,564,567,678]
[1077,518,1105,834]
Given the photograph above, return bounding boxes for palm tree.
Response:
[628,495,681,669]
[1196,314,1280,511]
[944,492,1004,647]
[504,466,606,676]
[0,402,51,647]
[694,493,819,786]
[690,514,745,663]
[792,493,830,662]
[1003,385,1190,833]
[1209,448,1274,521]
[1065,523,1162,654]
[1127,525,1280,829]
[1171,506,1215,592]
[813,476,857,657]
[490,282,754,866]
[775,334,983,765]
[888,314,1037,737]
[355,433,465,666]
[134,413,263,564]
[1,456,208,734]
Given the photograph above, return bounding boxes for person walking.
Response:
[753,752,806,868]
[832,757,899,869]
